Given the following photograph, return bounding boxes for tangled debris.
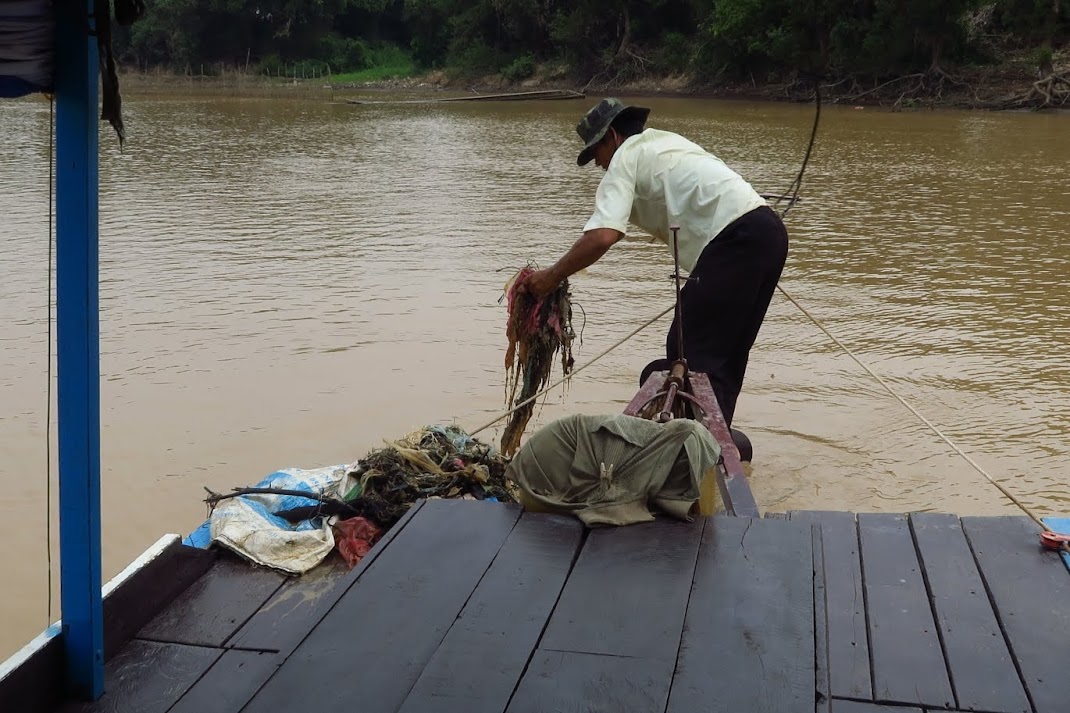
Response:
[501,267,576,457]
[339,425,518,529]
[202,427,517,535]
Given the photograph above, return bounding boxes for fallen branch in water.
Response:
[844,73,926,102]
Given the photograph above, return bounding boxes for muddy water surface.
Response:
[1,92,1067,658]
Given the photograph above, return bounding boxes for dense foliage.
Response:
[114,0,1067,80]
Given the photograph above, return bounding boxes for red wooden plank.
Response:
[624,371,666,416]
[690,373,758,517]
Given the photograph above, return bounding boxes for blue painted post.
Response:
[54,0,104,700]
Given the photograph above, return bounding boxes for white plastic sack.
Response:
[208,465,352,575]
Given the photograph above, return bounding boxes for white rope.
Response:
[776,282,1052,532]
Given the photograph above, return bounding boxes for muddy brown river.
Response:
[1,91,1067,658]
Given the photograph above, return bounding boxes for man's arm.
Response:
[523,227,624,298]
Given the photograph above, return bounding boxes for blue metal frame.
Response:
[55,0,104,699]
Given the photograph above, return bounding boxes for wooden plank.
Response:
[242,500,522,713]
[812,524,831,713]
[59,640,221,713]
[505,650,674,713]
[764,511,789,519]
[857,513,953,709]
[910,513,1031,713]
[0,542,215,713]
[397,513,583,713]
[103,541,216,658]
[790,511,872,700]
[137,555,286,648]
[539,516,704,661]
[666,516,814,713]
[829,700,922,713]
[168,650,280,713]
[228,498,426,654]
[0,629,64,713]
[962,515,1070,713]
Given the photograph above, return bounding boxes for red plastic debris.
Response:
[1040,530,1070,551]
[333,517,382,568]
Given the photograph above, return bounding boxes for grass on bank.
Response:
[329,45,418,84]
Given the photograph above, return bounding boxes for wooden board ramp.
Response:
[35,504,1070,713]
[344,89,585,105]
[794,510,1069,713]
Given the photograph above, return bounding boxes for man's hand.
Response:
[521,268,560,300]
[520,228,623,300]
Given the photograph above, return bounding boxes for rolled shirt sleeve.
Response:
[582,150,636,235]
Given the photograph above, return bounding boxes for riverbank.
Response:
[117,53,1069,111]
[342,49,1068,110]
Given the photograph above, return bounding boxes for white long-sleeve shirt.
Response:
[582,128,766,272]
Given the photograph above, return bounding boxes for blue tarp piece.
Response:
[183,520,212,549]
[1042,516,1070,572]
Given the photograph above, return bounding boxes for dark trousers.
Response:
[640,206,788,428]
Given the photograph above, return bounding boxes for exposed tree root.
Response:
[1003,73,1070,109]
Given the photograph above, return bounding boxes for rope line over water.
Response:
[775,284,1051,532]
[766,82,1058,539]
[474,82,1061,550]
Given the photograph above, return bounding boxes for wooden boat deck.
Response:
[16,499,1070,713]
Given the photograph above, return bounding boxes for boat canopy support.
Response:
[55,0,104,700]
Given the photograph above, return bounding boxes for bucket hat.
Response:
[576,98,651,166]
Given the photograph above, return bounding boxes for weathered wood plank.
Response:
[137,555,286,648]
[539,516,704,661]
[790,510,872,700]
[505,650,674,713]
[910,513,1031,713]
[397,513,584,713]
[963,515,1070,713]
[666,516,814,713]
[829,700,922,713]
[0,628,64,713]
[102,541,216,658]
[59,640,221,713]
[242,500,522,713]
[168,650,280,713]
[857,513,953,709]
[812,524,831,713]
[228,498,426,654]
[0,540,216,713]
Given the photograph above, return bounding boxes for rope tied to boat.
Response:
[475,84,1067,555]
